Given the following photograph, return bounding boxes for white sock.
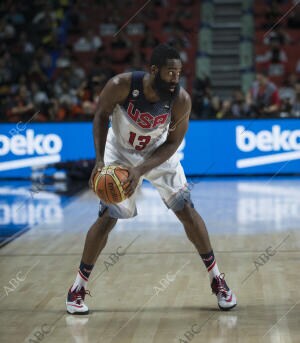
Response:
[208,261,221,283]
[71,272,88,292]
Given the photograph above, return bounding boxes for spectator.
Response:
[63,65,84,90]
[100,22,118,36]
[296,59,300,74]
[125,47,146,72]
[256,40,287,77]
[19,32,35,54]
[268,46,287,65]
[169,39,188,64]
[280,97,293,117]
[55,81,80,120]
[30,82,49,106]
[56,47,73,68]
[292,80,300,117]
[263,27,291,45]
[0,54,13,84]
[6,85,35,122]
[89,55,115,84]
[247,71,280,117]
[6,4,26,28]
[79,76,103,117]
[54,73,76,101]
[279,73,297,104]
[165,24,190,48]
[0,18,16,41]
[36,47,53,74]
[141,28,159,48]
[231,91,250,118]
[70,57,86,84]
[30,82,50,121]
[28,59,48,84]
[32,4,56,25]
[74,30,102,52]
[191,77,218,119]
[126,22,145,36]
[110,32,132,64]
[216,100,231,119]
[33,6,58,47]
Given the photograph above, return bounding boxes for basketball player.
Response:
[66,44,237,314]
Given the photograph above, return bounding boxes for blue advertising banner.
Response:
[0,122,94,178]
[181,119,300,175]
[0,119,299,177]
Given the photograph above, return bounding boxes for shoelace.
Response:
[74,289,91,304]
[213,273,228,297]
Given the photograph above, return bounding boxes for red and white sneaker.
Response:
[66,287,90,315]
[211,274,237,311]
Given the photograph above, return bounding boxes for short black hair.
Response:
[150,43,181,68]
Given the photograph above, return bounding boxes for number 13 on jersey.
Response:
[128,131,151,151]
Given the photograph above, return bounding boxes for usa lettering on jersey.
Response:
[127,102,169,129]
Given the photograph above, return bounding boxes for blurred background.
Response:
[0,0,300,122]
[0,1,300,246]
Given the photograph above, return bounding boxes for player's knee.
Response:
[98,206,117,222]
[98,200,137,219]
[165,187,194,213]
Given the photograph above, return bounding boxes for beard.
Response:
[153,72,180,102]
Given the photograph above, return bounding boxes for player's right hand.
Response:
[89,160,105,190]
[122,166,142,198]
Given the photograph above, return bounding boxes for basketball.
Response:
[93,165,129,204]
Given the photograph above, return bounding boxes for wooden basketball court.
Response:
[0,177,299,342]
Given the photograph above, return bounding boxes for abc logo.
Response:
[236,125,300,152]
[0,129,62,156]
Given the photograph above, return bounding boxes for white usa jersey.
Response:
[108,71,174,156]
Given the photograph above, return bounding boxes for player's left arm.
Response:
[123,89,191,197]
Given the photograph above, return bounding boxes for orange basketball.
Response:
[93,165,129,204]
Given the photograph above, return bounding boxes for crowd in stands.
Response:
[192,0,300,119]
[253,0,300,117]
[191,71,300,119]
[255,1,300,79]
[0,0,299,122]
[0,0,199,122]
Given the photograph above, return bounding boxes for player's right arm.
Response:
[89,73,131,189]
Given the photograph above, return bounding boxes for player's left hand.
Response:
[122,167,142,198]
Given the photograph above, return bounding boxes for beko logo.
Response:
[0,130,62,171]
[236,125,300,168]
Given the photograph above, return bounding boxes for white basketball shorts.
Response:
[98,130,193,219]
